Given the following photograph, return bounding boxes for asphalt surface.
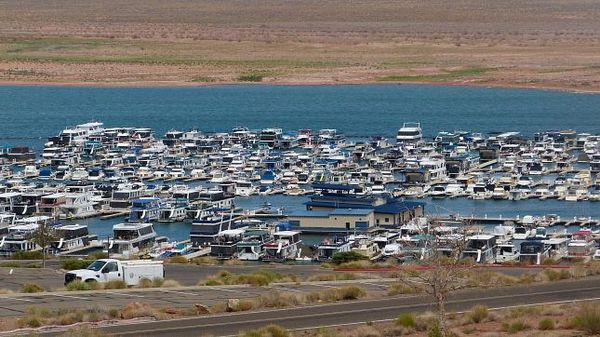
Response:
[0,279,394,319]
[0,263,325,291]
[0,260,547,292]
[0,276,599,336]
[85,277,600,336]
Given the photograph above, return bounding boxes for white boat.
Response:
[495,242,519,263]
[316,236,353,261]
[107,222,158,259]
[262,231,302,262]
[50,224,95,253]
[396,122,423,144]
[512,226,532,240]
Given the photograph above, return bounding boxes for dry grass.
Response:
[1,0,600,90]
[198,270,297,287]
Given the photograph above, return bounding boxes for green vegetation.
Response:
[468,305,488,323]
[21,283,44,293]
[87,251,108,260]
[11,250,43,260]
[331,251,368,265]
[103,280,127,289]
[239,324,289,337]
[0,261,40,268]
[396,313,417,328]
[138,277,165,288]
[543,268,572,281]
[60,258,92,270]
[198,269,297,286]
[167,255,188,264]
[66,280,96,291]
[538,318,555,330]
[16,304,121,329]
[238,73,264,82]
[571,303,600,335]
[502,321,530,334]
[306,286,366,302]
[377,67,494,82]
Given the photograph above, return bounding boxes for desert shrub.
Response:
[468,304,488,323]
[17,316,42,328]
[191,256,217,265]
[331,251,368,265]
[388,283,418,296]
[538,318,555,330]
[12,250,43,260]
[230,299,254,312]
[502,321,529,333]
[427,321,442,337]
[199,269,294,287]
[61,326,108,337]
[161,279,180,288]
[256,291,303,308]
[103,280,127,289]
[336,286,365,300]
[138,277,153,288]
[60,259,92,270]
[240,324,289,337]
[307,286,365,303]
[518,273,539,284]
[396,312,416,328]
[238,73,264,82]
[346,326,381,337]
[168,255,188,264]
[572,303,600,335]
[152,277,165,287]
[21,282,44,293]
[66,280,92,291]
[120,302,157,319]
[307,273,337,282]
[87,251,108,260]
[543,268,572,281]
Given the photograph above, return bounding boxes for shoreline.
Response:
[1,79,599,94]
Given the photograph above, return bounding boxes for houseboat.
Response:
[263,230,302,262]
[128,197,163,222]
[210,229,246,259]
[237,229,273,261]
[315,236,353,261]
[50,224,96,253]
[107,222,158,259]
[462,234,497,263]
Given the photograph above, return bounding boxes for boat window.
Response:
[86,260,106,271]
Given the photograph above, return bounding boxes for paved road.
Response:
[27,276,600,337]
[3,277,600,337]
[0,261,549,292]
[0,279,393,319]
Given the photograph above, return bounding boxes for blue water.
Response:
[2,84,600,150]
[73,196,600,242]
[3,84,600,240]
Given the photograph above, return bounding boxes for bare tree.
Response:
[26,222,57,268]
[397,217,474,336]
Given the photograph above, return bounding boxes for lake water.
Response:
[1,84,599,240]
[2,84,600,150]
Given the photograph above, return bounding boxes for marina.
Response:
[0,113,599,264]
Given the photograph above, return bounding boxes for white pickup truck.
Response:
[64,259,164,286]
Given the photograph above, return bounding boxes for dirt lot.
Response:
[1,0,600,90]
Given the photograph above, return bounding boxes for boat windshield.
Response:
[86,260,105,271]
